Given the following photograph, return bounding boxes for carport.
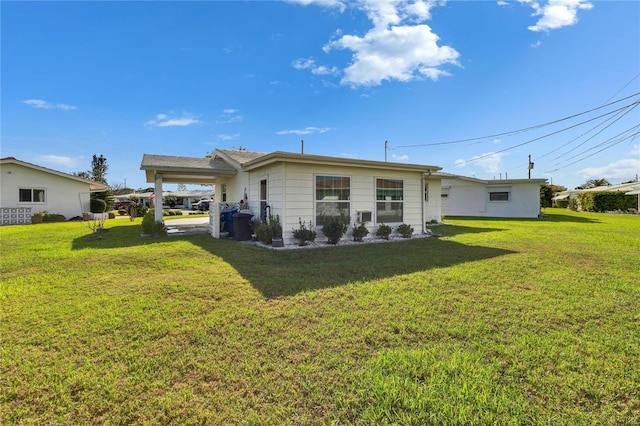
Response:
[140,154,237,223]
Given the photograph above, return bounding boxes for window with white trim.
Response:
[19,188,46,203]
[315,175,350,225]
[376,178,403,223]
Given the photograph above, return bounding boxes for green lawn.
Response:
[1,209,638,424]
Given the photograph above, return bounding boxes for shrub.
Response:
[568,198,579,211]
[42,213,66,222]
[108,212,116,219]
[376,223,392,240]
[322,214,349,245]
[90,198,106,213]
[118,209,127,216]
[556,199,569,208]
[254,215,283,245]
[292,218,317,246]
[397,223,414,238]
[352,222,369,242]
[141,209,166,236]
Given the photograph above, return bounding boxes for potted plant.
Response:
[270,215,284,247]
[292,218,317,246]
[31,210,44,224]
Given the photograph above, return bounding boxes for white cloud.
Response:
[497,0,509,6]
[22,99,77,110]
[36,154,81,168]
[519,0,593,32]
[284,0,346,13]
[292,57,339,76]
[391,154,410,162]
[276,126,331,135]
[216,109,243,125]
[579,157,640,181]
[217,133,240,141]
[455,152,504,173]
[146,113,201,127]
[318,1,459,87]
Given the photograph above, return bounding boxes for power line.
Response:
[605,72,640,103]
[395,92,639,148]
[458,101,639,165]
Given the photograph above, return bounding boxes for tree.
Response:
[177,184,187,191]
[540,184,568,208]
[73,171,92,180]
[91,154,108,184]
[575,178,611,190]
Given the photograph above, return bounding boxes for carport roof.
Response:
[140,154,237,184]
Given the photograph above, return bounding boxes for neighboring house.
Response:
[0,157,108,225]
[113,190,215,209]
[140,149,443,243]
[553,182,640,211]
[429,172,547,218]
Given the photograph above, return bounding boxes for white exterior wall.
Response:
[0,162,93,220]
[423,178,442,224]
[441,178,542,218]
[257,163,427,243]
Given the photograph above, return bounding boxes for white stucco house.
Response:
[0,157,108,225]
[429,172,547,218]
[140,148,443,243]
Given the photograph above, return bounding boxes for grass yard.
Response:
[1,209,638,424]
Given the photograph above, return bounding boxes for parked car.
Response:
[115,200,133,210]
[197,200,211,211]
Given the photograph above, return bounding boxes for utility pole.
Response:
[384,140,388,162]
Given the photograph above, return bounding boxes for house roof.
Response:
[140,149,441,184]
[238,150,441,173]
[431,171,547,185]
[571,182,640,193]
[0,157,109,191]
[140,154,237,184]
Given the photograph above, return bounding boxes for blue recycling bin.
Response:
[222,209,238,237]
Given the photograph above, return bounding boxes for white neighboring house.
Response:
[0,157,108,225]
[140,148,443,244]
[430,172,547,218]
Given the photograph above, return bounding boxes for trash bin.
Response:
[222,209,238,237]
[233,212,253,241]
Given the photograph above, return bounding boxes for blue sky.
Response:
[2,0,639,191]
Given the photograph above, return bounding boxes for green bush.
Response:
[322,214,349,245]
[254,215,282,245]
[555,199,569,208]
[397,223,414,238]
[376,223,392,240]
[90,198,106,213]
[568,198,579,211]
[117,209,127,216]
[352,222,369,242]
[141,209,166,236]
[108,212,116,219]
[292,218,317,246]
[42,213,66,222]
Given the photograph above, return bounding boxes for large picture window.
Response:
[19,188,46,203]
[376,178,403,223]
[315,175,350,225]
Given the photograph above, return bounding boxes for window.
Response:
[260,179,268,222]
[315,175,350,225]
[19,188,46,203]
[489,191,510,201]
[441,187,450,198]
[376,178,403,223]
[424,182,429,202]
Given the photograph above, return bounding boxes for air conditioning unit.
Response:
[357,211,372,223]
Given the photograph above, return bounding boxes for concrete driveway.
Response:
[165,216,210,235]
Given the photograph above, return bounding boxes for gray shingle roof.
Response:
[216,149,269,165]
[141,154,236,172]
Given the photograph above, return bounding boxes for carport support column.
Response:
[154,172,163,223]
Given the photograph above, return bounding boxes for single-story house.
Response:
[429,172,547,218]
[113,190,215,209]
[0,157,108,225]
[140,148,443,243]
[553,181,640,211]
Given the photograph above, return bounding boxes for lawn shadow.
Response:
[71,222,515,299]
[214,238,515,298]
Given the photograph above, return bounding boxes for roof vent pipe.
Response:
[301,139,304,155]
